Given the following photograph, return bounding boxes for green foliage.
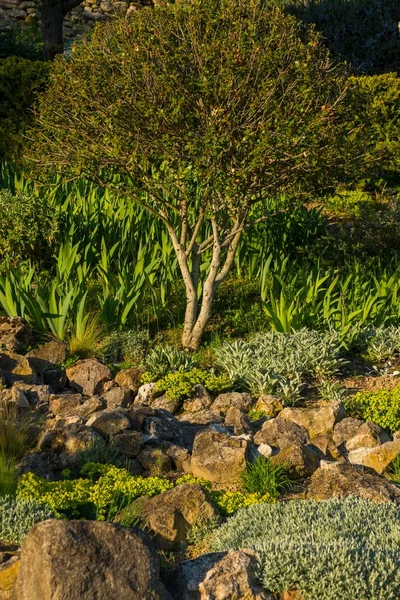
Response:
[240,457,291,499]
[0,56,49,161]
[345,386,400,432]
[0,495,54,545]
[145,346,198,380]
[209,496,400,599]
[210,491,273,517]
[317,379,347,402]
[0,400,31,496]
[73,439,126,473]
[99,329,151,365]
[153,368,232,401]
[215,329,346,403]
[365,325,400,363]
[0,22,44,60]
[0,189,61,272]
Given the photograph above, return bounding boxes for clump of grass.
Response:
[0,399,31,496]
[68,315,105,359]
[240,456,291,500]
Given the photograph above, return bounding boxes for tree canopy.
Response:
[29,0,368,348]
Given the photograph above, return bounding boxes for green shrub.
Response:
[0,400,32,496]
[99,329,151,365]
[240,457,291,499]
[345,386,400,432]
[145,346,198,379]
[0,495,54,545]
[153,368,232,401]
[210,496,400,599]
[365,325,400,363]
[0,189,62,272]
[0,22,44,60]
[0,56,49,161]
[209,490,273,517]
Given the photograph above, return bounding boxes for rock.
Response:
[254,395,283,418]
[166,550,273,600]
[256,443,273,459]
[42,368,67,393]
[130,484,220,550]
[0,316,30,353]
[111,431,144,457]
[347,439,400,474]
[279,403,343,440]
[137,446,172,474]
[10,386,29,408]
[345,421,390,452]
[183,385,213,412]
[66,359,112,396]
[86,410,131,437]
[165,444,191,471]
[254,417,309,448]
[13,383,50,407]
[26,341,67,369]
[210,392,253,416]
[177,410,224,426]
[0,555,20,600]
[115,368,145,394]
[101,386,133,408]
[271,442,319,478]
[151,395,181,414]
[49,393,83,416]
[135,383,157,405]
[73,396,105,418]
[129,406,156,430]
[332,417,363,447]
[189,430,248,485]
[309,434,341,459]
[224,406,252,435]
[12,519,171,600]
[0,352,35,385]
[62,426,101,458]
[306,462,400,502]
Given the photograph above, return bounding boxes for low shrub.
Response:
[145,345,198,379]
[153,368,232,401]
[99,329,151,365]
[345,386,400,432]
[0,496,54,545]
[209,496,400,600]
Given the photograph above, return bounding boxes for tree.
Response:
[29,0,368,350]
[40,0,84,60]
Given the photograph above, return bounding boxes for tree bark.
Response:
[41,2,64,60]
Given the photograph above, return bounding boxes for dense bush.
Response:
[0,495,54,544]
[0,56,49,161]
[0,189,61,272]
[99,329,151,365]
[345,386,400,432]
[151,368,232,401]
[210,496,400,599]
[0,23,44,60]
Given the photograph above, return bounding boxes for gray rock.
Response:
[271,442,319,478]
[112,430,144,457]
[151,395,181,414]
[224,406,252,435]
[177,410,223,426]
[189,430,248,485]
[166,550,273,600]
[101,386,133,408]
[210,392,253,416]
[66,359,112,396]
[12,519,171,600]
[0,316,31,353]
[254,417,309,448]
[345,421,390,452]
[279,402,344,439]
[183,385,213,412]
[115,368,145,394]
[135,383,157,405]
[332,417,364,447]
[129,484,220,549]
[137,446,171,474]
[49,393,83,416]
[86,410,131,437]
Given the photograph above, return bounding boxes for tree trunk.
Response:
[41,2,64,60]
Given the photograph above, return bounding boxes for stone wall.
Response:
[0,0,150,38]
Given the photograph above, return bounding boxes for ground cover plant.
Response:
[209,496,400,600]
[0,496,54,545]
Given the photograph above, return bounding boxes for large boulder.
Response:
[26,341,67,370]
[0,316,30,353]
[12,519,171,600]
[0,555,20,600]
[101,386,134,409]
[279,403,343,440]
[332,417,364,448]
[306,462,400,503]
[112,431,144,457]
[210,392,253,417]
[49,393,83,417]
[254,417,309,449]
[129,484,220,550]
[66,359,112,396]
[189,430,248,485]
[183,385,213,413]
[166,550,273,600]
[224,406,252,435]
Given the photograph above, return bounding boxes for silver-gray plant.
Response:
[209,496,400,600]
[0,496,54,545]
